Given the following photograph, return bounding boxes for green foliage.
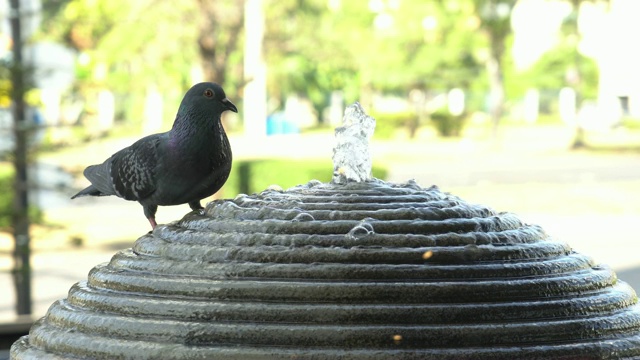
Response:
[373,107,469,139]
[40,0,602,134]
[265,0,487,116]
[622,117,640,130]
[40,0,123,51]
[370,111,417,139]
[533,114,564,125]
[363,1,485,92]
[265,0,361,114]
[42,0,490,129]
[529,45,599,100]
[503,43,599,117]
[503,0,600,103]
[40,0,235,127]
[476,0,518,42]
[430,108,466,137]
[0,164,43,231]
[0,164,12,229]
[221,159,388,196]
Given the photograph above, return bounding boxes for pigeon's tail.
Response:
[71,160,118,199]
[71,185,109,199]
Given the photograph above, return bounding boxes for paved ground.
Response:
[1,124,639,336]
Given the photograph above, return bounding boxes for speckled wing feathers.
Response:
[108,135,161,201]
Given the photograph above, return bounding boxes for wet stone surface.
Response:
[11,179,640,359]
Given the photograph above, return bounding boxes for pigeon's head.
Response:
[181,82,238,116]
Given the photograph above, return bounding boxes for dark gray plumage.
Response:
[71,82,237,229]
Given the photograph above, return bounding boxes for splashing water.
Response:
[332,102,376,184]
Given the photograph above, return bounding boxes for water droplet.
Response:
[292,213,315,222]
[347,221,375,239]
[349,226,370,236]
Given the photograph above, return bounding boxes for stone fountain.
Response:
[10,104,640,359]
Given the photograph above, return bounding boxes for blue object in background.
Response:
[266,112,284,135]
[266,112,299,136]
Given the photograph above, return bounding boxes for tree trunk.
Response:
[478,0,511,140]
[10,0,32,316]
[196,0,244,83]
[486,54,505,139]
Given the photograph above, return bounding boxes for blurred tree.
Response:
[40,0,125,52]
[473,0,516,137]
[523,45,599,100]
[502,0,604,115]
[196,0,244,88]
[9,0,34,315]
[39,0,519,136]
[264,0,360,117]
[361,1,483,93]
[559,0,609,148]
[264,0,485,130]
[560,0,608,99]
[40,0,244,126]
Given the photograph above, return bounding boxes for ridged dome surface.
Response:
[11,179,640,359]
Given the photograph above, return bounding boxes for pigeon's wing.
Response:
[108,134,163,201]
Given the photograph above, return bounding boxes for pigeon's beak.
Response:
[222,98,238,113]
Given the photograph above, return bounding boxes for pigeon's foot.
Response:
[188,201,204,211]
[148,217,157,229]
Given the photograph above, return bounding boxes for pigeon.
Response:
[71,82,237,229]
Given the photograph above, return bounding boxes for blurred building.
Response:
[587,0,640,117]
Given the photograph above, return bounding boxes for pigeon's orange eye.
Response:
[204,89,215,98]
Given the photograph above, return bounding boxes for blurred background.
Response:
[1,0,640,352]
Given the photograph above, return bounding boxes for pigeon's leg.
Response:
[142,204,158,229]
[188,200,205,215]
[188,200,204,211]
